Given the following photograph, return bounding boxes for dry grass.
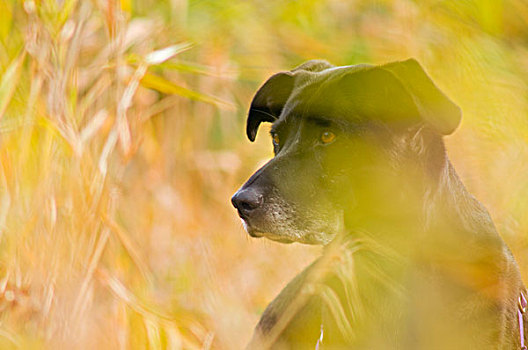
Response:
[0,0,527,348]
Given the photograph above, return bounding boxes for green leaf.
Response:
[156,61,224,77]
[140,73,233,109]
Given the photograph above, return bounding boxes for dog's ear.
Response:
[380,59,461,135]
[246,72,294,142]
[247,60,334,141]
[335,59,461,135]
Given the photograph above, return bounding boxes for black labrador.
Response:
[231,59,527,349]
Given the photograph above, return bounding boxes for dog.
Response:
[231,59,527,349]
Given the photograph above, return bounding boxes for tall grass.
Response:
[0,1,220,348]
[0,0,527,348]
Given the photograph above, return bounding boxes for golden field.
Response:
[0,0,527,348]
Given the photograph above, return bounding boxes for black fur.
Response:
[232,59,526,349]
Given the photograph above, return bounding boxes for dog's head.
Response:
[232,59,461,244]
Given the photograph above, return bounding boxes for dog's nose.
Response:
[231,188,263,215]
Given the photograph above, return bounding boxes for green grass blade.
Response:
[140,72,234,109]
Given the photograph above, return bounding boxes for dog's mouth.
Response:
[239,218,295,244]
[260,234,294,244]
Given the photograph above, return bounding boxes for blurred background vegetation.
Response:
[0,0,527,348]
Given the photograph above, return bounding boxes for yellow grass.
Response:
[0,0,526,348]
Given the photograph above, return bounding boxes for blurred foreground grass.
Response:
[0,0,527,348]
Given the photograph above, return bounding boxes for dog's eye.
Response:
[272,133,280,146]
[320,131,336,144]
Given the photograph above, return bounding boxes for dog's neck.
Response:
[341,126,503,261]
[322,132,515,347]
